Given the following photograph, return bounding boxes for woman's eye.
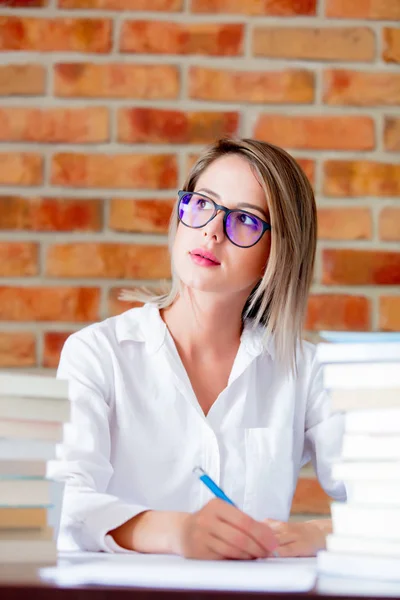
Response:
[238,213,257,226]
[196,198,211,210]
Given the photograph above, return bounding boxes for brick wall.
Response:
[0,0,399,518]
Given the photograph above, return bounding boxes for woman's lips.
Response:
[189,248,221,267]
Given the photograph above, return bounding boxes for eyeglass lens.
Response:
[178,192,265,248]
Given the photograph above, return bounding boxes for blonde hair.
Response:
[120,137,316,374]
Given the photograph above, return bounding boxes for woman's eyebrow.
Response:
[197,188,269,220]
[237,202,269,220]
[197,187,221,199]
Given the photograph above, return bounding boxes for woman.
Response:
[51,138,346,560]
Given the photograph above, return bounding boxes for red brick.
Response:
[109,198,174,233]
[108,287,144,317]
[54,63,179,99]
[324,70,400,106]
[291,478,331,515]
[295,159,315,186]
[121,22,243,56]
[3,0,47,6]
[191,0,316,15]
[0,196,102,231]
[255,115,374,151]
[0,18,111,53]
[187,154,315,186]
[59,0,182,8]
[318,208,372,240]
[46,243,171,279]
[0,107,109,143]
[0,332,36,367]
[43,331,72,368]
[0,64,45,96]
[380,297,400,331]
[51,153,177,189]
[324,161,400,197]
[379,207,400,241]
[189,67,314,103]
[253,27,375,62]
[326,0,400,20]
[118,109,239,144]
[306,295,370,331]
[0,242,38,276]
[383,28,400,64]
[0,287,100,322]
[0,153,43,186]
[322,250,400,285]
[384,117,400,151]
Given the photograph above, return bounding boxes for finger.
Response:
[273,531,298,546]
[206,533,253,560]
[264,519,283,529]
[211,521,269,559]
[215,503,278,553]
[275,542,315,558]
[263,520,297,545]
[201,544,225,561]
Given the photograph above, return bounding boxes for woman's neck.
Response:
[161,291,245,359]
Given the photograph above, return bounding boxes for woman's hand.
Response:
[263,518,331,557]
[177,498,278,560]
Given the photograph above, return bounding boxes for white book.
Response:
[323,362,400,389]
[0,396,70,423]
[318,342,400,364]
[320,332,400,344]
[345,480,400,506]
[326,534,400,558]
[0,478,54,507]
[0,373,68,399]
[330,389,400,412]
[331,503,400,541]
[344,409,400,434]
[0,438,56,461]
[0,460,47,477]
[341,433,400,460]
[0,526,53,541]
[318,550,400,582]
[332,461,400,481]
[0,419,64,442]
[0,539,56,563]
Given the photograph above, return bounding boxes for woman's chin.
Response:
[179,274,230,295]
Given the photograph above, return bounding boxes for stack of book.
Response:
[0,372,69,563]
[316,332,400,582]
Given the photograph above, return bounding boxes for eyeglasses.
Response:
[177,190,271,249]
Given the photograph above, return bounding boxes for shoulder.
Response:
[61,304,154,361]
[297,338,318,368]
[294,339,321,390]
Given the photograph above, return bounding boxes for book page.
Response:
[40,553,317,592]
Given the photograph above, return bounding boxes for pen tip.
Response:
[193,466,205,476]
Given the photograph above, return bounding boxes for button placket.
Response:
[198,424,221,506]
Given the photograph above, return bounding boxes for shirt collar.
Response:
[115,303,167,355]
[115,303,275,360]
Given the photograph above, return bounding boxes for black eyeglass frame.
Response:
[177,190,272,249]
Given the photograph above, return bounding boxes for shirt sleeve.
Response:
[302,352,347,502]
[47,331,149,553]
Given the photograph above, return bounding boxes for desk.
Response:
[1,554,400,600]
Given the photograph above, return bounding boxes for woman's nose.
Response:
[203,210,225,242]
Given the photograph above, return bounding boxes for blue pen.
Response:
[193,466,279,557]
[193,466,236,505]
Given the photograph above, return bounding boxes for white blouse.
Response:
[50,303,346,553]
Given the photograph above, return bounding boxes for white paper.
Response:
[41,553,316,592]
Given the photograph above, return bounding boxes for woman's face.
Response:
[172,154,271,300]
